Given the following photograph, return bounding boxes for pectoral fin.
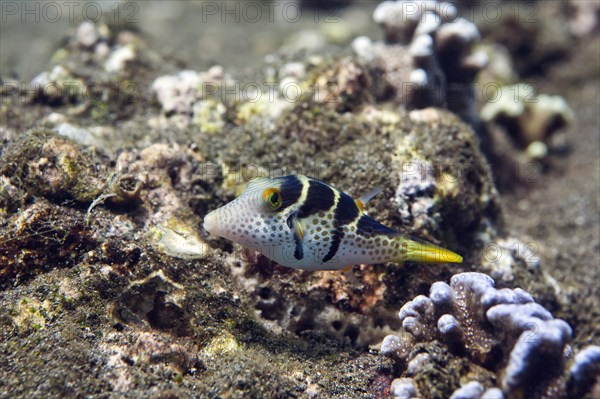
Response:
[287,212,305,260]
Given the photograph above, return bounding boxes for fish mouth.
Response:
[203,209,219,236]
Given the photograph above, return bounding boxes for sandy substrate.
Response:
[500,44,600,346]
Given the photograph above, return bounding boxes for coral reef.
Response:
[0,2,597,398]
[480,83,574,153]
[566,345,600,398]
[381,272,600,399]
[0,20,502,394]
[469,1,574,77]
[449,382,503,399]
[354,0,487,123]
[209,104,501,348]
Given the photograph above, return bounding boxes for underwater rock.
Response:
[0,129,105,203]
[0,199,96,285]
[12,21,153,128]
[151,66,230,130]
[381,272,598,399]
[390,109,500,242]
[54,122,120,151]
[279,61,306,80]
[10,296,54,334]
[192,98,227,134]
[73,21,110,49]
[71,22,140,75]
[152,70,205,115]
[479,236,540,283]
[0,175,24,215]
[100,331,200,392]
[309,56,372,113]
[115,270,188,333]
[30,65,87,105]
[0,129,213,287]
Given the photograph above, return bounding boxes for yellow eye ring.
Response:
[263,188,282,210]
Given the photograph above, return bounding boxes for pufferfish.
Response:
[203,175,462,271]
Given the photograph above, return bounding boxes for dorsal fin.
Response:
[355,186,384,212]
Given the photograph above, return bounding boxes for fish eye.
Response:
[262,188,282,211]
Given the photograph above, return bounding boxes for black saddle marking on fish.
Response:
[278,175,304,212]
[286,211,304,260]
[334,192,359,226]
[322,192,359,263]
[294,238,304,260]
[356,215,397,238]
[322,228,342,263]
[297,179,335,219]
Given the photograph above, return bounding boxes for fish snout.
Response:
[203,209,221,236]
[203,204,242,239]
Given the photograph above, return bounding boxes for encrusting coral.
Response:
[381,272,600,399]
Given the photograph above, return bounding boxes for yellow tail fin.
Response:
[399,238,463,264]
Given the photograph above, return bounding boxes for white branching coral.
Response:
[354,0,486,123]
